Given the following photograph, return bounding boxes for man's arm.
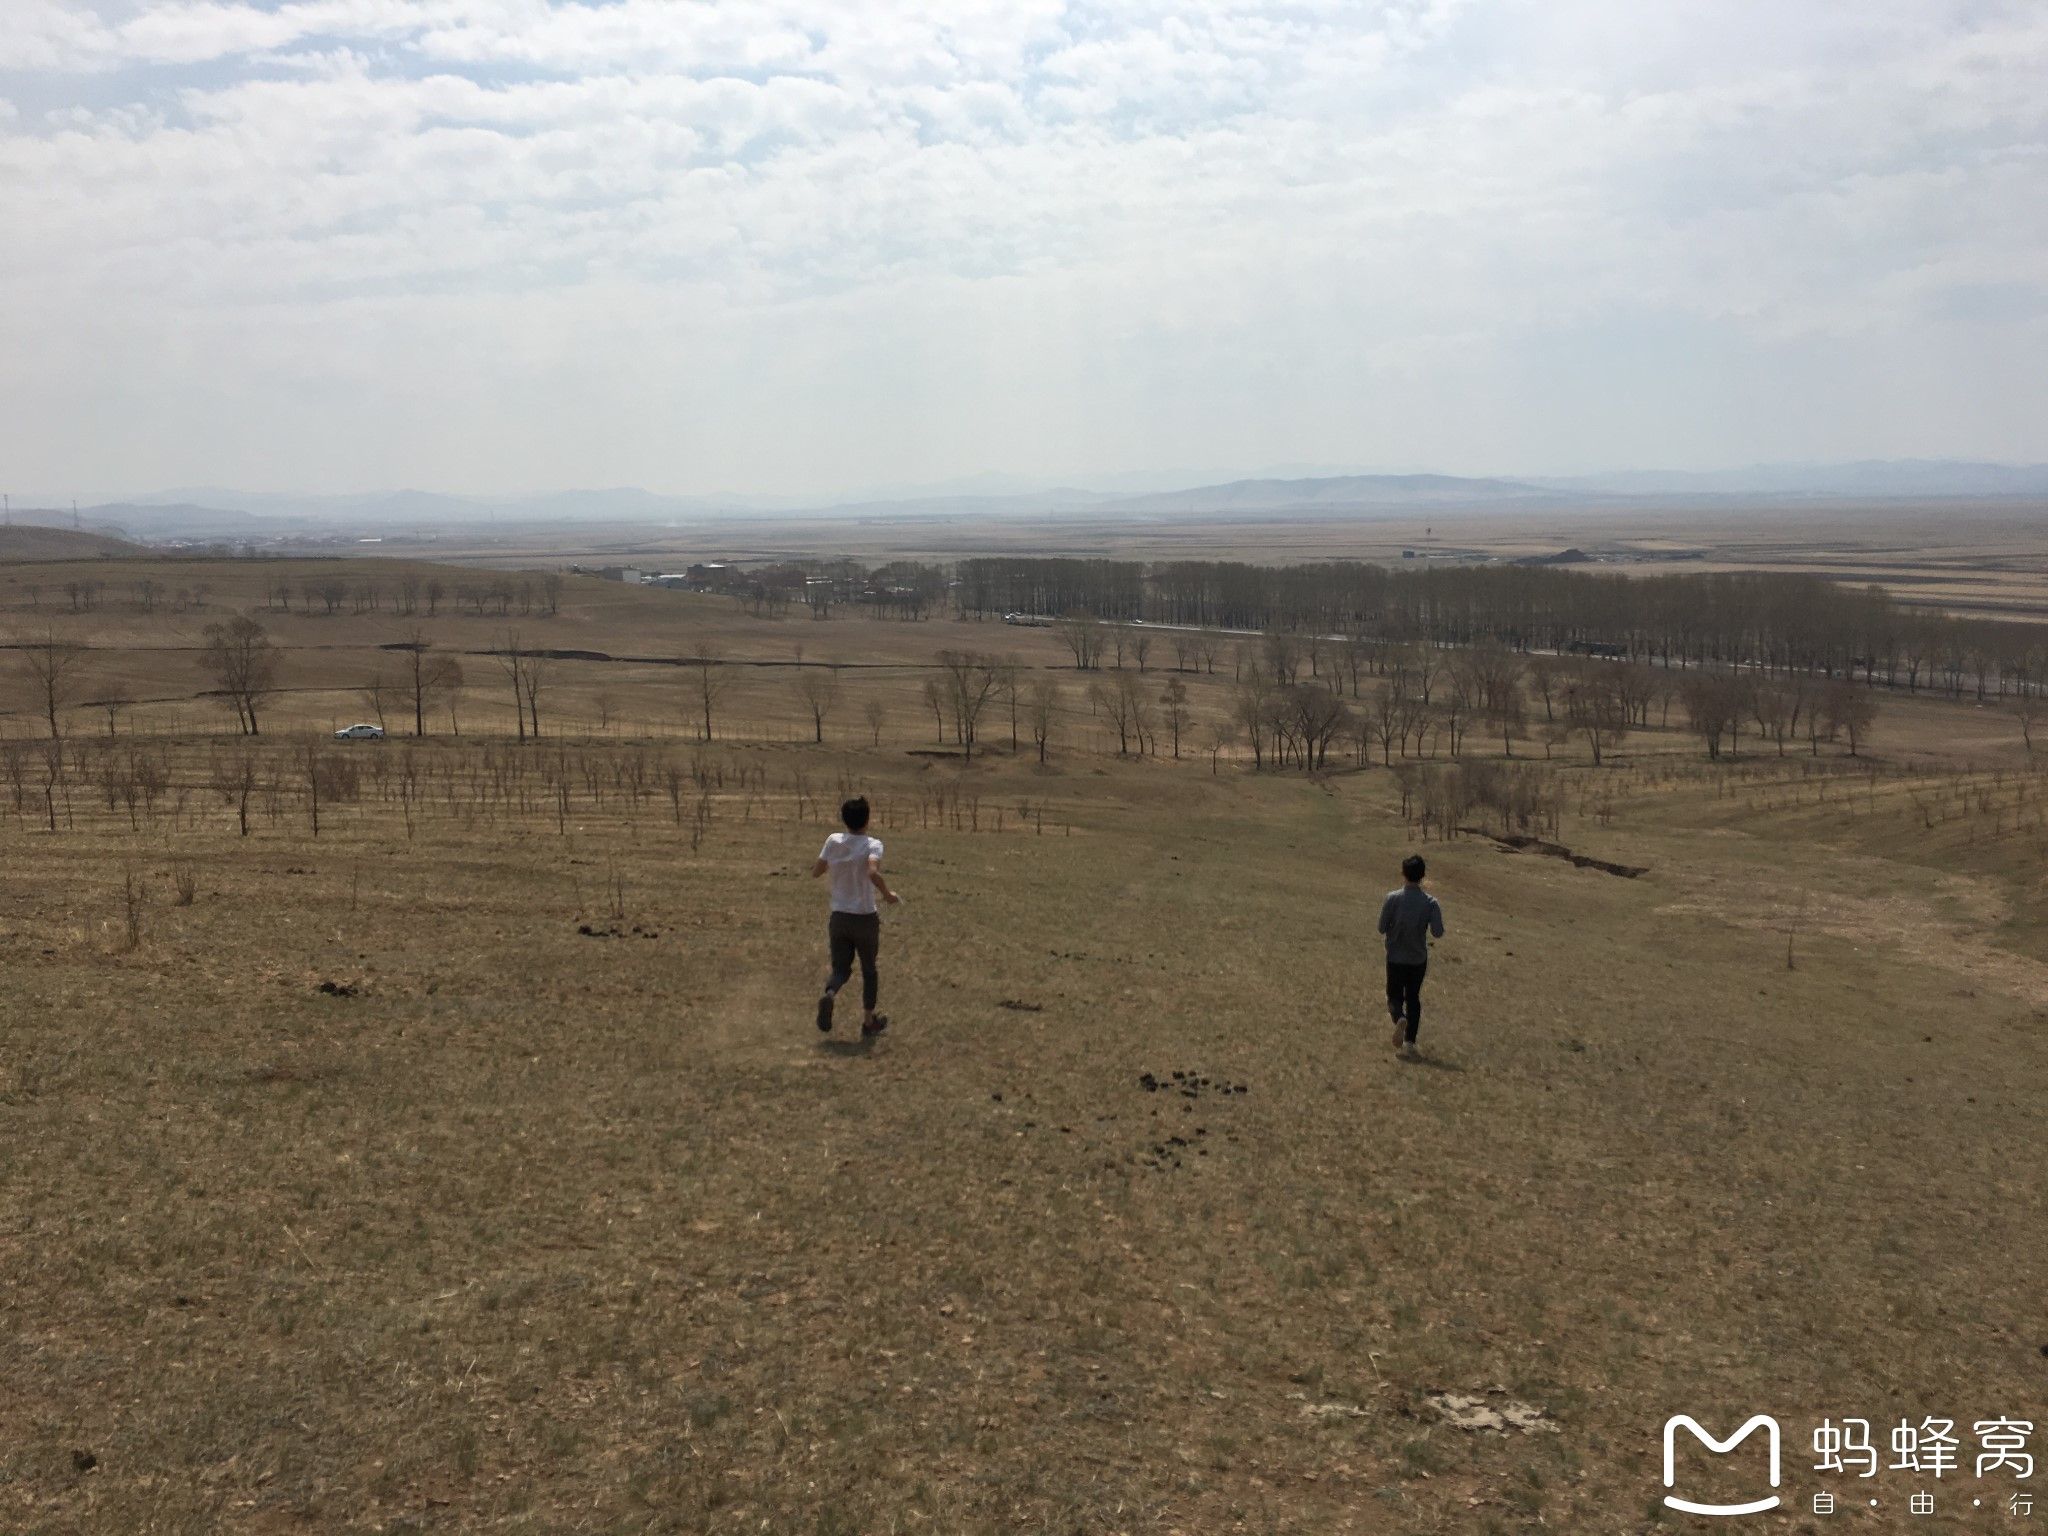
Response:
[1430,898,1445,939]
[810,858,830,878]
[1376,893,1394,936]
[868,855,901,904]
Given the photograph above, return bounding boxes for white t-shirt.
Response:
[819,831,885,915]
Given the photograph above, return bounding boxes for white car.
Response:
[334,723,386,741]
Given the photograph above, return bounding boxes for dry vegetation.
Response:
[3,552,2046,1533]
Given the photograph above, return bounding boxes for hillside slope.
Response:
[0,523,151,560]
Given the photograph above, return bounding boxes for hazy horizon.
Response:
[16,456,2048,523]
[5,1,2045,498]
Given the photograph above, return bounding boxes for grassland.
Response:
[3,556,2046,1533]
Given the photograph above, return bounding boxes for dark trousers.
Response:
[1386,960,1427,1043]
[825,911,881,1011]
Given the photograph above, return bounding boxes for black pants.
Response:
[825,911,881,1011]
[1386,960,1427,1043]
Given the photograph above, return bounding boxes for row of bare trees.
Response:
[0,619,1905,768]
[945,555,2048,702]
[264,572,565,619]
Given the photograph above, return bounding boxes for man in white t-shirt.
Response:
[811,795,900,1037]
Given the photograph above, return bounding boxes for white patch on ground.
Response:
[1425,1389,1557,1434]
[1289,1393,1370,1421]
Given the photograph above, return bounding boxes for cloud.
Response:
[1,0,2044,493]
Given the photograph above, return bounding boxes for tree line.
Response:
[949,556,2048,698]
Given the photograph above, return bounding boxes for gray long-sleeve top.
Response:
[1377,885,1444,965]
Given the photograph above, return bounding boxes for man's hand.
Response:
[884,890,903,906]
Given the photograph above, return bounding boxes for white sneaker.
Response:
[1390,1019,1406,1052]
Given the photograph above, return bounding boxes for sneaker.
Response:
[1389,1018,1406,1052]
[1401,1040,1421,1061]
[816,994,835,1033]
[861,1014,890,1039]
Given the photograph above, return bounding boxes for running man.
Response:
[812,796,900,1037]
[1378,853,1444,1058]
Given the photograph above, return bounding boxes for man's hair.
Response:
[841,796,871,832]
[1402,854,1426,883]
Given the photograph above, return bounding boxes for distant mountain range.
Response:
[31,460,2048,542]
[1530,460,2048,498]
[1096,473,1557,513]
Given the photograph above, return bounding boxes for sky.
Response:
[2,0,2044,500]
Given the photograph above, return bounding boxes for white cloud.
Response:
[1,0,2043,493]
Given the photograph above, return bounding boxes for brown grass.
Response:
[2,558,2045,1532]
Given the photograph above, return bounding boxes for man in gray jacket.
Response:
[1378,854,1444,1058]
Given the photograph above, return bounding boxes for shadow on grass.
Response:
[818,1038,879,1058]
[1398,1052,1465,1073]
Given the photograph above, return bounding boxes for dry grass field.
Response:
[4,554,2047,1533]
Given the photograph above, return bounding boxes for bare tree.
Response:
[100,692,133,738]
[1368,682,1402,765]
[299,738,326,837]
[1026,676,1061,764]
[995,656,1024,752]
[792,666,841,743]
[200,616,280,735]
[2014,695,2040,754]
[445,667,467,735]
[497,631,528,743]
[1681,672,1738,760]
[1823,679,1878,756]
[519,651,550,739]
[17,631,89,738]
[862,696,888,747]
[360,669,391,732]
[1089,671,1151,757]
[210,747,261,836]
[1160,677,1191,759]
[687,648,739,742]
[398,630,464,737]
[1287,682,1349,771]
[1526,654,1559,723]
[1563,667,1629,766]
[1201,719,1239,775]
[1262,630,1303,686]
[1054,611,1107,670]
[1233,672,1275,768]
[936,650,1002,762]
[1490,678,1528,757]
